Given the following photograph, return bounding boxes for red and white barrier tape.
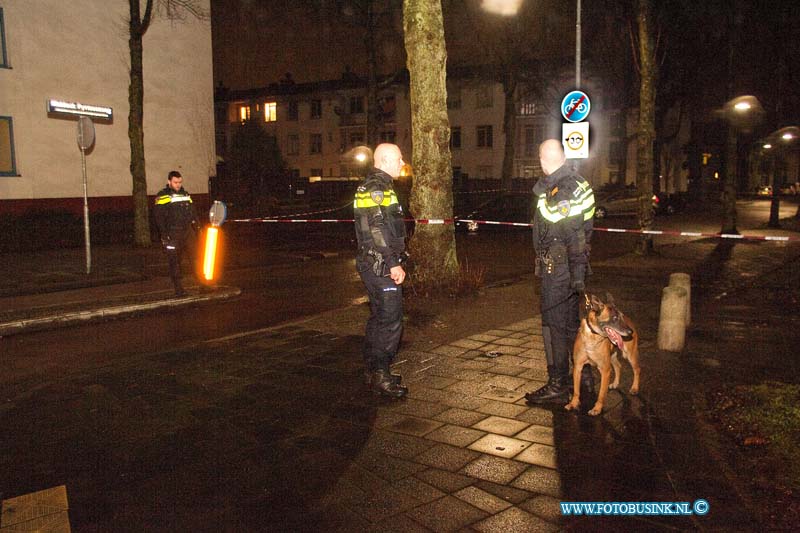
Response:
[230,216,800,242]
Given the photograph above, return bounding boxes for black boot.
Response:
[364,370,401,386]
[370,370,408,399]
[525,376,570,404]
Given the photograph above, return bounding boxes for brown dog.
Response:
[565,292,641,416]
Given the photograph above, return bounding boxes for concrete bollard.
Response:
[668,272,691,326]
[658,285,687,351]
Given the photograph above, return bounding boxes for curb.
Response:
[0,286,241,337]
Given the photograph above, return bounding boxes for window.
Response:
[447,88,461,110]
[310,133,322,154]
[0,116,17,176]
[450,126,461,149]
[378,95,396,120]
[380,130,396,143]
[610,113,625,136]
[349,96,364,114]
[287,101,298,121]
[476,125,493,148]
[310,168,323,178]
[0,8,8,68]
[310,99,322,119]
[609,141,623,166]
[478,165,493,179]
[349,131,365,147]
[524,127,536,157]
[238,104,250,122]
[263,102,277,122]
[287,134,299,155]
[476,86,493,108]
[519,101,536,116]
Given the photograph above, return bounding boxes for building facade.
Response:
[0,0,215,216]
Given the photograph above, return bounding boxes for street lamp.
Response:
[763,126,800,227]
[718,95,764,234]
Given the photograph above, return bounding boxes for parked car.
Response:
[652,191,686,216]
[593,186,640,219]
[757,185,773,196]
[457,193,532,233]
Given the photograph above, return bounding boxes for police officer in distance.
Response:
[154,170,201,297]
[525,140,596,405]
[354,143,409,399]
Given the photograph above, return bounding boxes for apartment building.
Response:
[0,1,215,216]
[215,67,686,194]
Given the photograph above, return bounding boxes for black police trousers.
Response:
[359,267,403,373]
[540,260,580,380]
[165,230,197,293]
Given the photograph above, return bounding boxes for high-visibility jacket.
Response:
[532,163,595,270]
[353,168,407,270]
[154,185,199,241]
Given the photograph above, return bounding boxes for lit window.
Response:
[310,99,322,119]
[310,168,322,178]
[477,125,493,148]
[0,116,17,176]
[0,8,8,68]
[264,102,277,122]
[310,133,322,154]
[519,102,536,116]
[450,127,461,149]
[238,105,250,122]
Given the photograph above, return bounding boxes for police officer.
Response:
[354,143,409,399]
[525,140,596,405]
[154,170,201,297]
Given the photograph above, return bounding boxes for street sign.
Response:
[561,90,591,123]
[563,122,589,159]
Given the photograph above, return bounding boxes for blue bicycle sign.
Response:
[561,90,591,123]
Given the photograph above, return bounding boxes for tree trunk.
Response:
[129,0,152,247]
[635,0,656,255]
[403,0,459,292]
[365,1,380,146]
[501,74,517,191]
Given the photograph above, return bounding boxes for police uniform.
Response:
[154,184,200,296]
[353,167,408,396]
[526,162,595,403]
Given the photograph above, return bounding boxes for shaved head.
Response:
[374,143,405,178]
[539,139,566,176]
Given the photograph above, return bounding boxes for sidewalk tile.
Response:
[450,339,489,350]
[472,416,530,436]
[415,443,482,472]
[476,400,528,418]
[514,424,554,445]
[479,387,526,404]
[383,416,444,437]
[510,466,563,498]
[406,495,488,532]
[483,364,527,376]
[514,443,557,469]
[473,480,533,505]
[453,486,513,514]
[433,408,489,427]
[461,455,529,483]
[392,476,446,504]
[415,469,475,493]
[518,494,564,523]
[425,424,486,448]
[467,434,531,460]
[472,506,558,533]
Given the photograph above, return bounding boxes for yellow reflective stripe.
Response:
[537,192,595,223]
[353,190,398,208]
[155,195,171,205]
[155,194,192,205]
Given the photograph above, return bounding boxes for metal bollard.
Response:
[668,272,691,326]
[658,285,687,352]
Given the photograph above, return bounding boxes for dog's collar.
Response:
[586,318,605,337]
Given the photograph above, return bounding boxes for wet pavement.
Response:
[1,221,800,531]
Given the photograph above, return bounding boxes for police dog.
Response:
[565,292,640,416]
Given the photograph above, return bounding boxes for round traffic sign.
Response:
[561,90,591,123]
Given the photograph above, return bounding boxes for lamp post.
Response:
[764,126,800,227]
[719,95,763,234]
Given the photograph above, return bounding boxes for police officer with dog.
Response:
[354,143,409,399]
[154,170,201,297]
[525,139,596,405]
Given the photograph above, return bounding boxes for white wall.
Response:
[0,0,214,202]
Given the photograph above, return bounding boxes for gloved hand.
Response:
[570,264,586,292]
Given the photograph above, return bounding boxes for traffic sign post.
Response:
[561,90,591,123]
[563,122,589,159]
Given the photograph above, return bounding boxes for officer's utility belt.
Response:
[360,247,409,277]
[536,244,567,275]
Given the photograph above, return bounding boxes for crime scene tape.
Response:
[230,214,800,242]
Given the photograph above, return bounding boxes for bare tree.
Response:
[128,0,209,247]
[403,0,459,291]
[632,0,657,254]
